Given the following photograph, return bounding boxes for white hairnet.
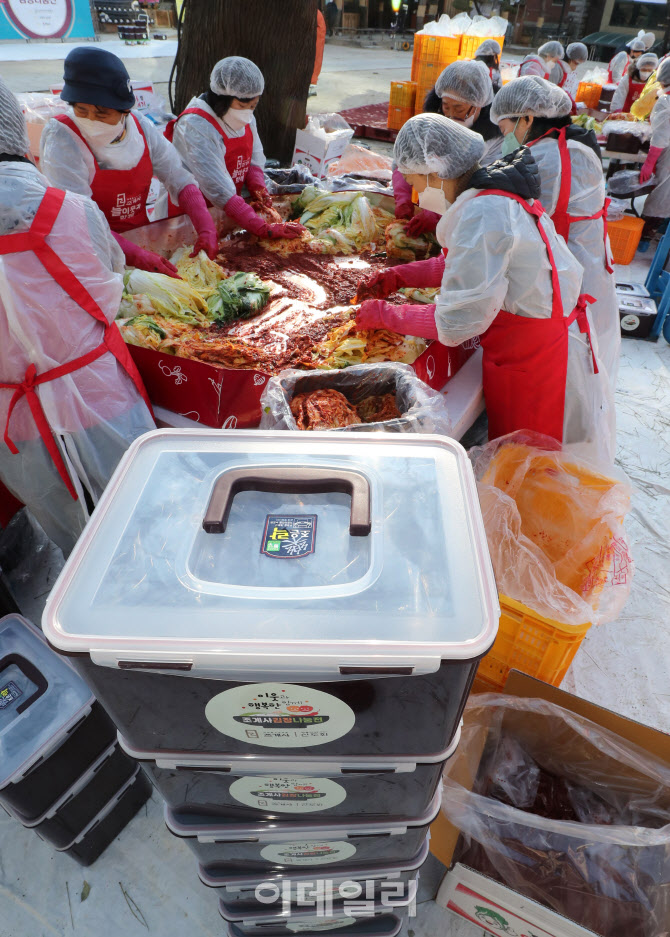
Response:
[435,60,494,108]
[538,40,565,60]
[475,39,502,57]
[637,52,659,72]
[210,56,264,98]
[642,31,656,50]
[0,77,30,157]
[566,42,588,63]
[490,76,571,124]
[657,57,670,86]
[394,113,485,179]
[627,38,646,52]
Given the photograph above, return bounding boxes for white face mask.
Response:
[226,108,255,129]
[72,114,125,146]
[418,181,450,215]
[462,112,476,128]
[640,72,653,80]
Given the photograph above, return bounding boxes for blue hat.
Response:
[61,47,136,111]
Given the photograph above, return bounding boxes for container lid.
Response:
[44,430,498,679]
[118,721,461,772]
[166,786,440,843]
[224,906,402,935]
[0,615,94,789]
[199,838,429,891]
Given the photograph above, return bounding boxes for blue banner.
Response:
[0,0,95,41]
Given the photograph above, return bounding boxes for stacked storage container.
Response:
[388,81,417,131]
[0,615,150,866]
[412,35,461,114]
[43,429,499,933]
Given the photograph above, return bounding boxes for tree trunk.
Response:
[175,0,318,164]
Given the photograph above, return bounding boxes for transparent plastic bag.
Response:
[328,144,392,180]
[606,196,629,220]
[443,694,670,937]
[470,431,634,625]
[259,363,453,434]
[305,113,354,142]
[608,169,656,194]
[265,165,323,194]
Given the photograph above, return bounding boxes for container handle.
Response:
[202,467,371,537]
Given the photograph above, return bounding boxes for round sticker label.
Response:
[287,919,356,934]
[260,841,357,867]
[205,683,356,748]
[230,775,347,814]
[621,314,640,332]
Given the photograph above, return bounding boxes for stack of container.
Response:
[408,32,505,114]
[0,614,150,866]
[43,429,499,933]
[387,81,417,131]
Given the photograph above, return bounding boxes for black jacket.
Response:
[469,146,541,201]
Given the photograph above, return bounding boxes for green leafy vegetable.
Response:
[207,272,271,324]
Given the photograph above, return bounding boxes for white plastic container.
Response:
[166,788,440,874]
[0,614,115,820]
[199,839,427,914]
[123,725,459,823]
[43,430,498,759]
[223,909,403,937]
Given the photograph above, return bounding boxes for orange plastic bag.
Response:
[471,432,633,625]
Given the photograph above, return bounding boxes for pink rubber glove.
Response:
[246,164,271,205]
[406,210,440,237]
[357,255,446,301]
[356,300,438,339]
[393,169,415,220]
[224,194,270,237]
[178,184,218,258]
[114,232,181,279]
[640,145,663,184]
[268,222,308,239]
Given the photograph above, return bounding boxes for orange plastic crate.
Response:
[387,104,414,130]
[474,594,591,692]
[607,215,645,264]
[414,83,435,113]
[576,81,601,108]
[420,34,460,62]
[389,80,417,108]
[411,33,425,81]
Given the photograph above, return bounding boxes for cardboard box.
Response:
[129,337,478,429]
[439,864,599,937]
[292,126,354,179]
[431,671,670,937]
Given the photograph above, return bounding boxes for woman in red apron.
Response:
[355,114,615,465]
[167,56,305,240]
[0,79,155,555]
[608,38,645,85]
[610,53,658,113]
[474,39,502,94]
[490,76,620,389]
[550,43,588,103]
[40,47,217,277]
[519,41,564,79]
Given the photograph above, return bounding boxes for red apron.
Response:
[165,108,253,215]
[623,78,646,113]
[476,190,598,444]
[528,127,614,273]
[54,114,153,232]
[607,53,628,85]
[0,188,153,500]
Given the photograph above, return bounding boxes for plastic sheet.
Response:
[328,144,392,180]
[608,169,656,194]
[265,165,323,194]
[470,431,634,626]
[259,363,453,434]
[607,196,632,220]
[602,119,652,141]
[16,91,69,162]
[443,694,670,937]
